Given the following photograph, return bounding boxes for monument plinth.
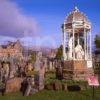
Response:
[63,60,89,80]
[62,7,93,80]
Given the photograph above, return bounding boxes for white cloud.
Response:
[0,0,38,37]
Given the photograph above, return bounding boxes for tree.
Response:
[95,35,100,49]
[94,34,100,82]
[29,52,36,63]
[56,45,63,60]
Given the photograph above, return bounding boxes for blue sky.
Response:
[0,0,100,48]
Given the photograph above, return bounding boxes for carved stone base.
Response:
[62,60,93,81]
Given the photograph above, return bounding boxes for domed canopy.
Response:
[65,7,90,24]
[62,7,91,33]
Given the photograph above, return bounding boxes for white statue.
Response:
[75,44,84,59]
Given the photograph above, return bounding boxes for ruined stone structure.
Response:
[0,40,24,79]
[62,7,93,80]
[0,40,23,60]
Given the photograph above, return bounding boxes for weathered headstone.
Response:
[24,77,34,96]
[0,63,2,81]
[34,52,42,71]
[3,63,9,79]
[38,65,45,91]
[6,78,23,93]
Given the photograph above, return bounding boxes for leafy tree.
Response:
[95,35,100,49]
[94,34,100,82]
[29,52,36,63]
[56,45,63,60]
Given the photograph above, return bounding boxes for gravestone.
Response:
[34,52,42,71]
[24,77,34,96]
[6,78,23,93]
[38,65,45,90]
[3,63,9,79]
[0,63,3,81]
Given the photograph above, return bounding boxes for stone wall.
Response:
[5,78,23,93]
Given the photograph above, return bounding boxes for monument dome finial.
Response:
[74,6,79,12]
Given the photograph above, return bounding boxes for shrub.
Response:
[52,80,62,90]
[26,70,34,77]
[67,85,81,91]
[45,71,56,85]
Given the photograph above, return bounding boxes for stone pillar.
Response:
[84,28,86,60]
[90,29,92,60]
[63,23,66,60]
[86,32,89,59]
[72,26,75,60]
[67,33,70,60]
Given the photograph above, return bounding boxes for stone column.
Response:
[68,33,70,60]
[86,32,89,59]
[90,29,92,60]
[84,27,86,60]
[63,23,66,60]
[72,25,75,60]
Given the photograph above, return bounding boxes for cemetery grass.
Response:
[0,88,100,100]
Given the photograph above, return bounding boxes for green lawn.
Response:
[0,88,100,100]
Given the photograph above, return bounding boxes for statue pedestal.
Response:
[62,60,93,80]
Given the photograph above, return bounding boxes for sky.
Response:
[0,0,100,48]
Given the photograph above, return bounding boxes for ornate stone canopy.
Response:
[65,7,90,23]
[62,7,92,61]
[62,7,91,33]
[61,7,93,81]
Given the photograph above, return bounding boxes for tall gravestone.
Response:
[38,65,45,90]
